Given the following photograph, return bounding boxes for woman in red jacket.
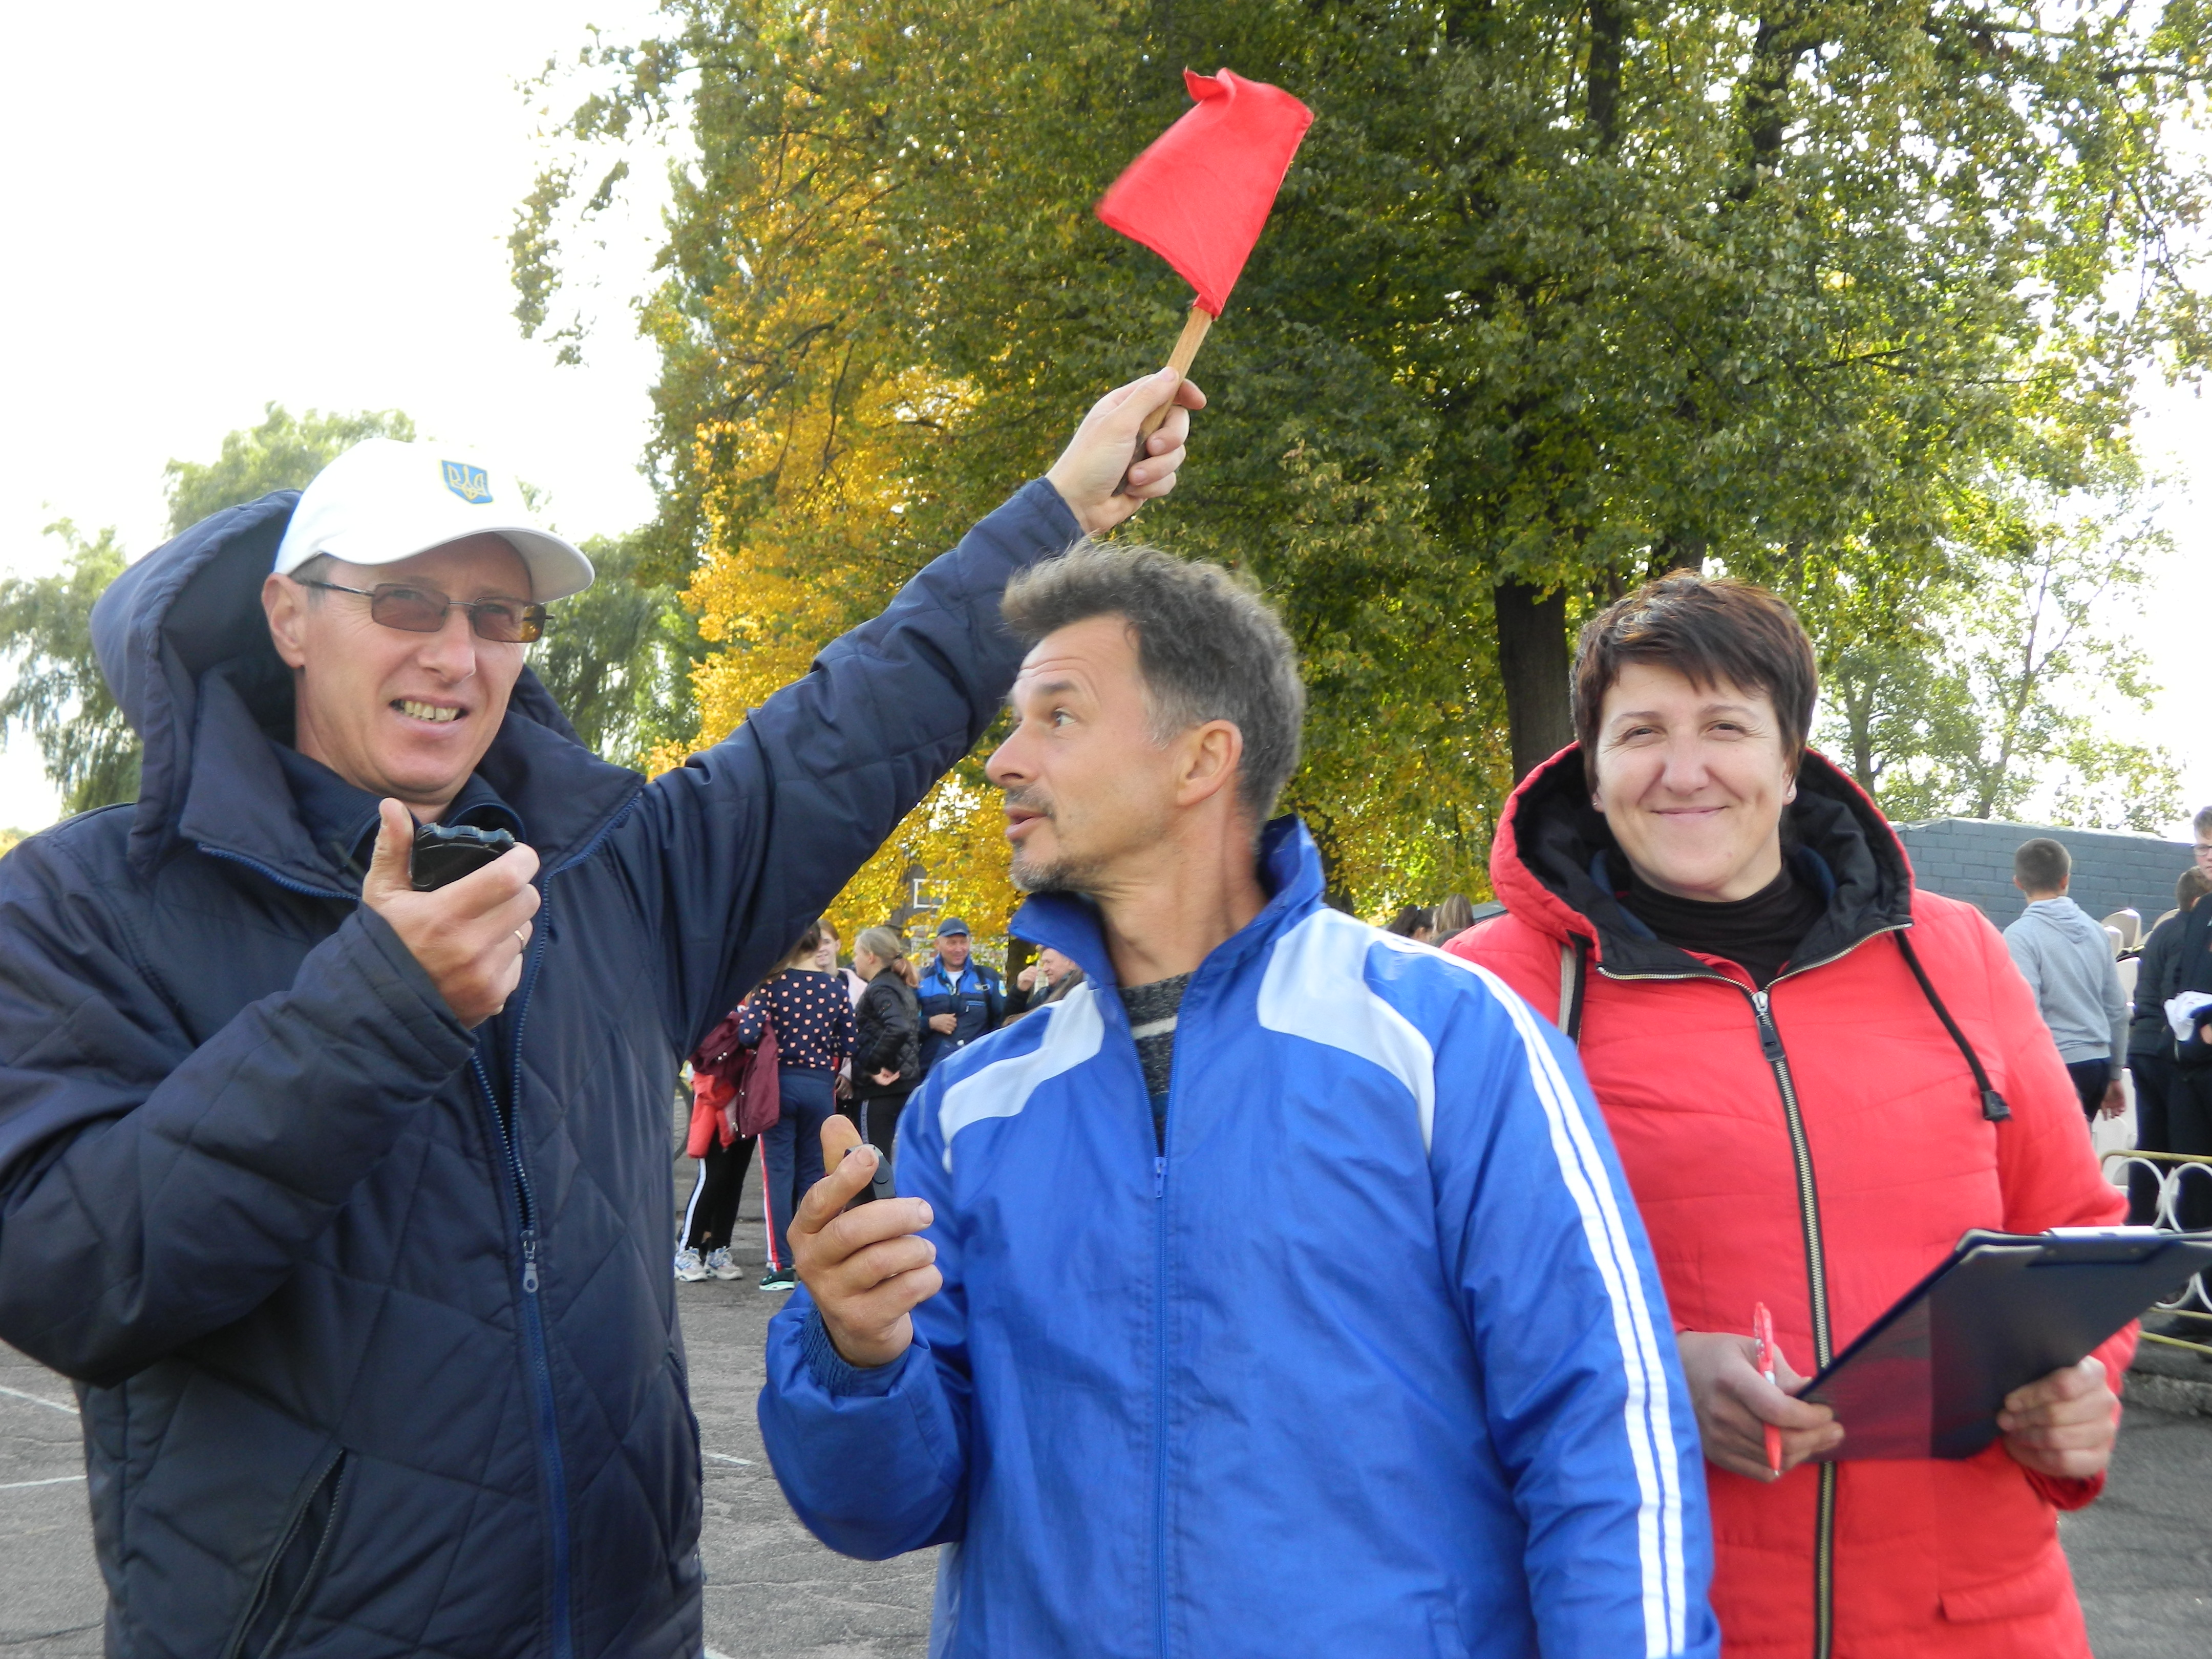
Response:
[1449,575,2129,1658]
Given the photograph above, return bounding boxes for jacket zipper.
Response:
[472,894,574,1659]
[223,1447,348,1659]
[204,814,633,1659]
[1146,974,1184,1659]
[1598,927,1900,1659]
[1749,988,1837,1659]
[196,846,350,902]
[1151,1142,1171,1659]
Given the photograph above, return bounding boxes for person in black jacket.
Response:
[2127,868,2211,1221]
[1009,943,1084,1017]
[2164,851,2212,1231]
[849,925,922,1164]
[0,373,1199,1658]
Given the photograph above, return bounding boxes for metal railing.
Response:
[2099,1148,2212,1359]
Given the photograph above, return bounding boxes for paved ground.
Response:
[6,1145,2208,1657]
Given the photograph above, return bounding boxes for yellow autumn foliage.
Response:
[643,144,1024,954]
[629,14,1498,934]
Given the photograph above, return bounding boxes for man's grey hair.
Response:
[289,552,336,603]
[1001,543,1305,824]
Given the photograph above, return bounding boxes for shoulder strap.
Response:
[1895,931,2011,1122]
[1556,935,1589,1044]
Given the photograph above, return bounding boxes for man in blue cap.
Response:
[916,915,1006,1073]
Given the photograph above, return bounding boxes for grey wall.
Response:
[1894,818,2197,932]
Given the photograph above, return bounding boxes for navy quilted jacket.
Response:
[0,478,1078,1658]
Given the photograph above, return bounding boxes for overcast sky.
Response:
[0,0,668,826]
[3,4,2207,839]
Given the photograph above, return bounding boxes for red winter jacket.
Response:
[1449,748,2131,1659]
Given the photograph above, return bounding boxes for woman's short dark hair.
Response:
[1572,576,1819,780]
[1384,905,1430,937]
[1001,543,1305,824]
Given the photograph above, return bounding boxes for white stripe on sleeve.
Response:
[1460,961,1689,1656]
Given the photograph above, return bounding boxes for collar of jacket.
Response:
[1007,815,1325,997]
[1488,743,1916,978]
[91,489,643,889]
[924,961,994,994]
[272,740,526,884]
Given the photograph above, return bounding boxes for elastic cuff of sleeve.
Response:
[1017,475,1085,546]
[801,1306,907,1398]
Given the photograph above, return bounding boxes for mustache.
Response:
[1002,785,1055,819]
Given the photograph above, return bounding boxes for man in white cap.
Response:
[0,373,1199,1658]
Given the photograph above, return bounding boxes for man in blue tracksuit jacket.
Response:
[760,544,1718,1658]
[0,373,1197,1658]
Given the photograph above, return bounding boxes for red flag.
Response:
[1097,69,1314,317]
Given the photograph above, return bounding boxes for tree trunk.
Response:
[1494,579,1577,782]
[1587,2,1626,149]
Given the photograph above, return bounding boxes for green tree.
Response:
[164,403,416,534]
[521,1,2212,908]
[1,406,419,816]
[4,402,698,818]
[0,522,138,815]
[528,531,705,767]
[1814,474,2182,831]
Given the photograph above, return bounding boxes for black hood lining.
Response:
[1510,749,1915,979]
[99,490,634,882]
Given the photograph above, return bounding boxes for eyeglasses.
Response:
[301,580,547,644]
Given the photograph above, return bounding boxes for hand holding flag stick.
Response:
[1097,69,1314,487]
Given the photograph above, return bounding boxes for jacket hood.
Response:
[1008,816,1326,994]
[2014,895,2103,945]
[1488,743,1916,978]
[93,491,635,883]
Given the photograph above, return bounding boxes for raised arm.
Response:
[621,373,1204,1048]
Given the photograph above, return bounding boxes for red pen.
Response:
[1753,1302,1783,1477]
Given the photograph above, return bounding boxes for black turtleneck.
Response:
[1621,862,1825,989]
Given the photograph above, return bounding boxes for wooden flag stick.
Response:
[1114,302,1213,494]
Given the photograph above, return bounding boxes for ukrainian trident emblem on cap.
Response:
[441,460,493,504]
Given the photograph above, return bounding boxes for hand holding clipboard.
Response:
[1798,1227,2212,1463]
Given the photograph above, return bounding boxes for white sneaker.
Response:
[705,1246,741,1281]
[673,1248,711,1283]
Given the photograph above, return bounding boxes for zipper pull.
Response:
[1154,1155,1166,1198]
[1751,990,1786,1062]
[521,1229,540,1295]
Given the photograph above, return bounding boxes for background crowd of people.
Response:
[679,913,1096,1290]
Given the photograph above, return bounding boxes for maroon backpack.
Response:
[690,1000,782,1144]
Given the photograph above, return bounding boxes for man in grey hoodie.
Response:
[2004,836,2129,1122]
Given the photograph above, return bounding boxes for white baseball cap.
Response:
[272,439,595,601]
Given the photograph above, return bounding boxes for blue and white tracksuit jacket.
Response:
[759,819,1717,1658]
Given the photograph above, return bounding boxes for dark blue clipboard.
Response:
[1798,1227,2212,1461]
